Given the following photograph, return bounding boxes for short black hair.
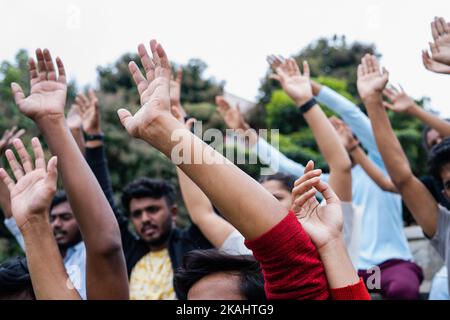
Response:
[422,119,450,151]
[174,249,265,300]
[50,190,68,211]
[0,257,34,299]
[259,172,296,192]
[121,177,176,215]
[428,137,450,180]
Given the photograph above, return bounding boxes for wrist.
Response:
[294,94,314,107]
[18,214,51,236]
[142,113,184,155]
[405,103,421,116]
[361,93,382,106]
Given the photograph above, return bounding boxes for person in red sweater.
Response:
[116,39,369,300]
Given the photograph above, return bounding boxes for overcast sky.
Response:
[1,0,449,116]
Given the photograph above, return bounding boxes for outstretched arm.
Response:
[383,85,450,139]
[118,40,329,299]
[11,49,128,299]
[269,57,352,201]
[0,138,80,300]
[357,54,438,237]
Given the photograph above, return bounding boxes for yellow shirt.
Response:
[129,248,176,300]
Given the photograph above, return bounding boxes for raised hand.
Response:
[291,161,343,250]
[76,90,102,135]
[269,57,313,106]
[11,49,67,121]
[117,40,172,140]
[382,85,416,113]
[429,17,450,65]
[422,49,450,74]
[356,54,389,102]
[329,116,359,152]
[66,104,83,130]
[215,96,248,130]
[0,127,26,155]
[0,138,57,229]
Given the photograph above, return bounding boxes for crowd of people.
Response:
[0,16,449,300]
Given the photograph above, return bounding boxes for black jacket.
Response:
[86,146,212,298]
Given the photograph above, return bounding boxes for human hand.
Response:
[356,54,389,102]
[66,104,82,130]
[422,49,450,74]
[291,161,343,250]
[76,90,102,135]
[117,40,172,140]
[429,17,450,65]
[329,116,359,152]
[0,127,26,155]
[0,138,58,229]
[382,85,417,114]
[268,57,313,106]
[215,96,249,130]
[11,49,67,122]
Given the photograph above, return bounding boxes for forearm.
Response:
[318,237,360,289]
[147,115,287,240]
[303,106,352,201]
[69,127,86,156]
[20,215,80,300]
[408,104,450,138]
[350,146,398,193]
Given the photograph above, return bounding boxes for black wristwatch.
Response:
[84,133,104,141]
[298,98,317,115]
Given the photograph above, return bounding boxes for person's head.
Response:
[422,119,450,151]
[174,249,265,300]
[50,190,82,250]
[122,177,177,249]
[428,137,450,199]
[0,257,34,300]
[259,173,296,209]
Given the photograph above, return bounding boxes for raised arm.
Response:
[422,17,450,74]
[66,103,85,155]
[383,85,450,138]
[10,49,128,299]
[269,57,352,201]
[117,40,329,299]
[357,54,438,237]
[0,138,80,300]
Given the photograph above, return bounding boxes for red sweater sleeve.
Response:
[331,278,371,300]
[244,211,330,300]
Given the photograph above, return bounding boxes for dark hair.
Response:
[259,172,296,192]
[428,137,450,180]
[121,177,176,215]
[0,257,34,299]
[174,249,265,300]
[50,190,68,211]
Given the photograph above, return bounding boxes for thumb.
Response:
[304,160,315,174]
[117,108,135,135]
[46,156,58,187]
[11,83,25,108]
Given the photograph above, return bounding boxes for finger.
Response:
[56,57,66,84]
[443,18,450,33]
[156,43,170,69]
[315,180,340,205]
[422,50,432,69]
[137,44,155,81]
[366,55,375,73]
[128,61,148,96]
[171,105,183,122]
[78,93,89,109]
[117,108,135,134]
[12,139,33,173]
[436,17,445,36]
[31,137,46,170]
[46,156,58,187]
[357,64,364,78]
[150,40,161,67]
[371,55,380,73]
[292,176,321,198]
[215,96,230,110]
[304,160,315,174]
[5,149,24,180]
[431,21,440,41]
[0,168,15,192]
[303,61,310,78]
[293,169,322,188]
[11,83,26,107]
[36,48,47,80]
[88,89,98,107]
[361,57,368,75]
[383,101,395,111]
[12,129,26,141]
[185,118,196,131]
[28,58,39,81]
[430,42,439,55]
[383,88,396,101]
[382,67,389,83]
[43,49,56,81]
[292,188,318,213]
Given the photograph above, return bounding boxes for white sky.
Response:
[1,0,449,116]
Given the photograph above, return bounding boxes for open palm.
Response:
[431,17,450,65]
[215,96,246,130]
[382,87,415,113]
[118,40,172,139]
[11,49,67,121]
[0,138,57,228]
[357,54,389,101]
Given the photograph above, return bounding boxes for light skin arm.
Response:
[383,86,450,138]
[269,57,352,201]
[0,138,80,300]
[291,161,359,289]
[422,17,450,74]
[76,90,104,148]
[10,49,128,299]
[357,54,438,237]
[118,40,287,240]
[66,103,86,155]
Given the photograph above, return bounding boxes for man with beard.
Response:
[119,178,212,300]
